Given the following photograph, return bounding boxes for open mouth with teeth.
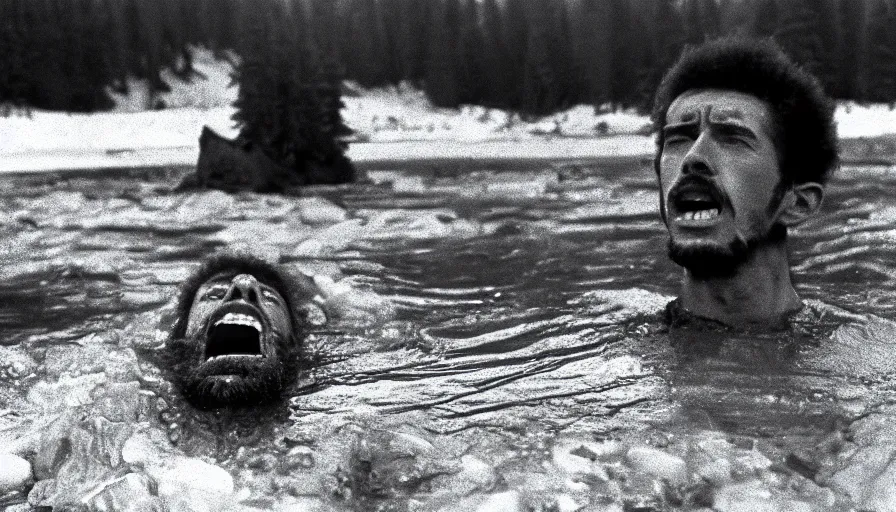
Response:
[203,307,267,364]
[670,181,725,224]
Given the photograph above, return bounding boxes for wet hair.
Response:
[652,37,838,186]
[164,252,314,409]
[170,251,308,340]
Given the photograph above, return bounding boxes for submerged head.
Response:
[651,38,837,277]
[168,252,312,410]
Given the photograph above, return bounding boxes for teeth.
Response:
[679,209,720,221]
[207,354,263,361]
[214,312,262,332]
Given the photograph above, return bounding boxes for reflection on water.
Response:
[2,162,896,509]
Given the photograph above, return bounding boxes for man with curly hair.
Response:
[651,38,839,329]
[165,252,320,409]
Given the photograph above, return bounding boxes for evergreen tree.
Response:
[572,0,614,108]
[774,0,827,78]
[502,0,529,108]
[424,0,461,107]
[479,0,515,108]
[377,0,404,84]
[341,0,387,86]
[839,0,866,99]
[457,0,487,105]
[230,0,353,182]
[609,0,642,109]
[395,0,430,83]
[751,0,779,38]
[864,0,896,102]
[521,0,574,115]
[637,0,686,110]
[683,0,722,44]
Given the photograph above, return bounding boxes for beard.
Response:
[667,222,787,279]
[665,179,791,279]
[164,331,297,410]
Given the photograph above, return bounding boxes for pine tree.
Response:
[751,0,779,38]
[609,0,642,109]
[774,0,827,77]
[479,0,514,107]
[683,0,722,45]
[424,0,461,107]
[571,0,614,108]
[345,0,388,87]
[230,0,354,183]
[395,0,430,83]
[638,0,686,110]
[864,0,896,103]
[521,0,575,115]
[839,0,866,99]
[457,0,487,105]
[502,0,529,109]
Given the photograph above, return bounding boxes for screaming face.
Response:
[658,89,786,277]
[167,254,311,410]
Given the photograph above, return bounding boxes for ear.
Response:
[777,182,824,227]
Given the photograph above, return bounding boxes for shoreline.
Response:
[0,136,655,176]
[0,134,890,177]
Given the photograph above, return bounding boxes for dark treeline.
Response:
[1,0,894,114]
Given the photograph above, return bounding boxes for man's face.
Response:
[177,271,294,408]
[186,272,292,345]
[658,89,784,275]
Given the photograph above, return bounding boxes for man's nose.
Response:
[223,274,261,305]
[681,133,716,177]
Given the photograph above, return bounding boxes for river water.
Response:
[2,160,896,511]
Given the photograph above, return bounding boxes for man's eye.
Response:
[261,289,281,302]
[664,135,689,147]
[721,135,750,147]
[202,287,227,300]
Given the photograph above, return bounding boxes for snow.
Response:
[0,47,893,174]
[835,102,896,139]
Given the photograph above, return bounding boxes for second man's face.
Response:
[658,89,784,274]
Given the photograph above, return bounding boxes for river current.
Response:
[2,160,896,511]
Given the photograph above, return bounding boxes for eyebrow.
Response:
[662,121,700,139]
[711,107,743,120]
[710,121,758,140]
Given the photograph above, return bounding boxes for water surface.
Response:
[3,161,896,510]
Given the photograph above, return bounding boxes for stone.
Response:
[475,490,522,512]
[0,453,32,493]
[554,493,582,512]
[189,126,305,193]
[554,439,625,477]
[91,381,142,422]
[713,481,777,512]
[34,411,76,480]
[731,449,772,479]
[155,457,234,512]
[121,427,173,469]
[624,446,688,487]
[102,349,142,383]
[297,197,349,225]
[80,472,162,512]
[697,458,732,487]
[27,372,107,411]
[860,457,896,512]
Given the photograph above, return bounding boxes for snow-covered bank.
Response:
[0,137,655,174]
[1,47,896,174]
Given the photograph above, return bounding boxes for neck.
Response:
[679,240,801,328]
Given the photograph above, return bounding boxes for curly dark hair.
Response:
[170,251,311,340]
[651,37,838,185]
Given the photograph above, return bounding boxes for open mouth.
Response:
[670,180,724,223]
[204,307,266,361]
